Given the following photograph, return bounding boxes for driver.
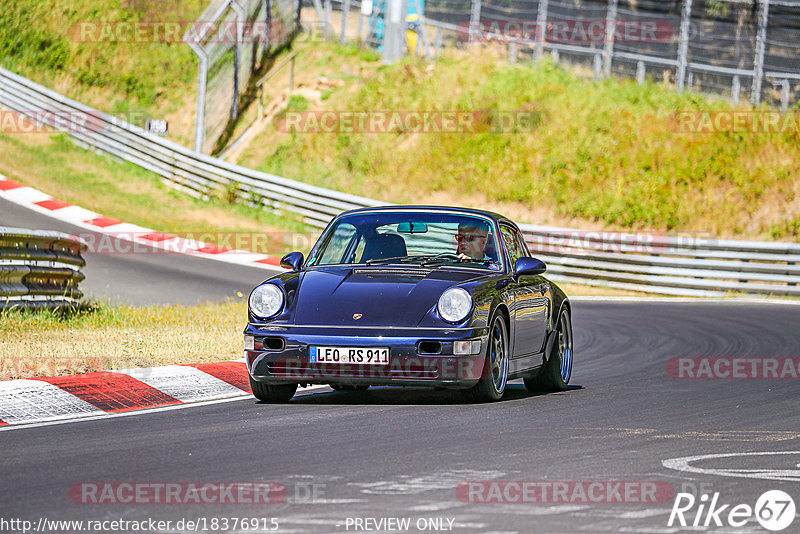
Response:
[455,221,491,260]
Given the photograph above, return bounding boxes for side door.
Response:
[499,224,548,373]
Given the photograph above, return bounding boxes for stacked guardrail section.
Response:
[2,67,800,297]
[0,228,87,308]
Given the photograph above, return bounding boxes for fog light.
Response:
[453,340,482,355]
[244,335,255,351]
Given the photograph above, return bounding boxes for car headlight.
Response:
[437,287,472,323]
[249,284,284,319]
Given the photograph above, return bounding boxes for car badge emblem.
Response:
[353,313,363,320]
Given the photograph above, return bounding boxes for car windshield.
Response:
[306,211,503,270]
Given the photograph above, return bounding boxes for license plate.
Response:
[309,346,389,365]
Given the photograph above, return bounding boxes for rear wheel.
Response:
[249,377,297,402]
[330,384,370,391]
[524,307,572,392]
[461,312,509,402]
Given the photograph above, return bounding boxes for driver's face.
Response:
[456,227,488,259]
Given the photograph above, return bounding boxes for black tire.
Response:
[330,384,369,391]
[524,307,573,392]
[461,311,509,402]
[249,376,297,402]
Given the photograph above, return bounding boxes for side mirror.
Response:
[280,251,304,271]
[514,256,546,277]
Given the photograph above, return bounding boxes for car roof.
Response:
[337,205,516,228]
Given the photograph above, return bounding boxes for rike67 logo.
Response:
[668,490,796,531]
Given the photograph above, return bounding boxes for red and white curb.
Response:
[0,361,325,428]
[0,174,285,270]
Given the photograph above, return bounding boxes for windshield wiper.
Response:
[420,255,495,267]
[364,255,414,265]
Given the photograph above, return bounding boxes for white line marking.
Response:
[663,451,800,482]
[0,384,330,432]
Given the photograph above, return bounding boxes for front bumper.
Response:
[244,324,489,388]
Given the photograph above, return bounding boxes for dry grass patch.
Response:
[0,299,247,380]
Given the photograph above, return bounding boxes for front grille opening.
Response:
[417,341,442,355]
[261,336,285,351]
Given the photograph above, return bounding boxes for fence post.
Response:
[324,0,333,39]
[188,42,208,153]
[434,26,442,58]
[231,0,246,120]
[341,0,351,42]
[357,0,365,40]
[676,0,692,91]
[751,0,770,105]
[412,0,432,58]
[780,79,790,111]
[534,0,549,60]
[469,0,482,44]
[602,0,618,78]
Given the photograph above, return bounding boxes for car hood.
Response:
[293,267,485,326]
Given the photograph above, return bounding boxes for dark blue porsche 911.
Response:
[243,206,573,402]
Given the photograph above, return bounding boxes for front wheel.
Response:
[249,377,297,402]
[462,312,509,402]
[524,307,573,392]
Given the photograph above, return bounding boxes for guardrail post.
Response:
[534,0,549,60]
[508,42,518,63]
[593,54,602,81]
[469,0,482,44]
[676,0,692,92]
[751,0,770,105]
[732,75,741,106]
[602,0,618,78]
[636,61,645,84]
[434,26,442,58]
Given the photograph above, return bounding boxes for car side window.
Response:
[317,223,357,264]
[513,228,531,257]
[500,225,521,268]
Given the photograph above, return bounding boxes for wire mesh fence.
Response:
[309,0,800,110]
[186,0,300,154]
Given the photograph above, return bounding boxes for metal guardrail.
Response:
[1,67,800,297]
[0,66,386,230]
[0,228,87,308]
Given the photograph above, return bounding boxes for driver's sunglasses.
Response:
[454,233,486,243]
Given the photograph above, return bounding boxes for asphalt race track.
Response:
[1,197,276,305]
[3,301,799,533]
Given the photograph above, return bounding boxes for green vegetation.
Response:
[238,44,800,240]
[0,0,206,144]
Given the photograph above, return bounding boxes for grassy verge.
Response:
[0,132,310,256]
[236,42,800,241]
[0,0,207,147]
[0,300,246,380]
